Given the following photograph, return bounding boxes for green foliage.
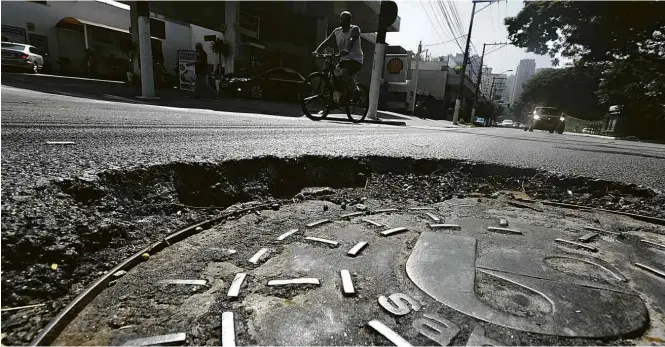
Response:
[512,67,605,121]
[210,38,231,59]
[505,2,665,63]
[505,1,665,136]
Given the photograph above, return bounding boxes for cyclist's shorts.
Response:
[339,60,362,75]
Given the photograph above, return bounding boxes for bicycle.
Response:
[301,53,369,123]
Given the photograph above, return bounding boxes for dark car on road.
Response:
[526,107,565,134]
[1,42,44,73]
[222,67,305,102]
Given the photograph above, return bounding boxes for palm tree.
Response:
[210,37,230,77]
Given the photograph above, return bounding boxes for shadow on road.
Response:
[1,73,305,118]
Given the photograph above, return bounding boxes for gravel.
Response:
[1,156,664,345]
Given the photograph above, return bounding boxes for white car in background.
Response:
[501,119,514,128]
[1,42,44,73]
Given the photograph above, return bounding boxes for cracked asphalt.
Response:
[2,85,665,192]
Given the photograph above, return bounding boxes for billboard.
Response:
[383,54,407,83]
[178,50,196,91]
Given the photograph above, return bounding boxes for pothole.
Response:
[1,155,664,346]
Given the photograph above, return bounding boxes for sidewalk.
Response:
[1,72,461,129]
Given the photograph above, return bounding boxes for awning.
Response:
[55,17,129,34]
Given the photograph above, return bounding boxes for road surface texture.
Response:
[2,85,665,346]
[2,86,665,190]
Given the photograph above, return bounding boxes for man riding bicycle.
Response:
[313,11,363,103]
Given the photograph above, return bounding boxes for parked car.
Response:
[582,128,593,134]
[473,117,486,127]
[223,67,305,102]
[526,107,565,134]
[501,119,514,128]
[1,42,44,73]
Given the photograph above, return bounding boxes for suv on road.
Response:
[526,107,565,134]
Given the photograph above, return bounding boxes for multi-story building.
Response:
[480,66,492,97]
[510,58,535,105]
[504,74,515,104]
[1,0,400,85]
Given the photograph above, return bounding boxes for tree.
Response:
[505,1,665,130]
[210,37,231,77]
[505,2,665,64]
[512,67,605,122]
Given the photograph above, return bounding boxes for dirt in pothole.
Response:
[2,155,664,345]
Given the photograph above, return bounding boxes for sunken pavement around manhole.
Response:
[53,197,665,346]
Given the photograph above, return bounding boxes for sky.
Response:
[386,0,553,75]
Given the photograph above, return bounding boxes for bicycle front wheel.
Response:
[301,73,332,121]
[345,84,369,123]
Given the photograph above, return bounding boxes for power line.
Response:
[420,1,447,46]
[437,0,464,52]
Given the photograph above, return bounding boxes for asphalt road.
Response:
[3,85,665,191]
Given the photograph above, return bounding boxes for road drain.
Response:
[1,155,664,346]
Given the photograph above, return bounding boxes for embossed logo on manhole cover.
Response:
[406,232,648,338]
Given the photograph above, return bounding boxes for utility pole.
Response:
[451,0,495,125]
[410,41,422,116]
[136,0,156,99]
[470,42,507,123]
[367,1,398,121]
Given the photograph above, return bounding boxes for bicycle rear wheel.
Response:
[301,73,332,121]
[345,84,369,123]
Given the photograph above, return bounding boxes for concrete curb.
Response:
[321,117,406,126]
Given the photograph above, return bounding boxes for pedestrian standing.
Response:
[194,42,208,98]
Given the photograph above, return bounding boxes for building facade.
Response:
[509,58,535,105]
[2,0,400,86]
[1,0,224,81]
[480,66,492,97]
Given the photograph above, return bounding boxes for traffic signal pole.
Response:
[366,1,398,121]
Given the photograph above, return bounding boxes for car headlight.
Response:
[559,116,565,121]
[237,88,242,92]
[533,114,540,120]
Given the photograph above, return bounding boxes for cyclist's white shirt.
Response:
[333,25,363,64]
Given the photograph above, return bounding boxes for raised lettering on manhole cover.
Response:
[413,313,460,346]
[367,320,412,347]
[227,273,247,298]
[306,219,332,228]
[277,229,298,241]
[380,227,408,236]
[121,332,186,346]
[406,232,648,337]
[429,224,461,230]
[340,270,355,295]
[157,279,206,286]
[347,242,368,257]
[378,293,421,316]
[248,248,270,264]
[362,219,383,227]
[267,278,321,286]
[221,312,236,347]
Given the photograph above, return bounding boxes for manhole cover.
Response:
[54,198,665,346]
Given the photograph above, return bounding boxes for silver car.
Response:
[1,42,44,73]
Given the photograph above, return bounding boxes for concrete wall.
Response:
[162,20,191,74]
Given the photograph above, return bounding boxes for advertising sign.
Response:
[238,11,260,39]
[383,54,407,83]
[178,50,196,91]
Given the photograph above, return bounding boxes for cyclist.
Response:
[313,11,363,103]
